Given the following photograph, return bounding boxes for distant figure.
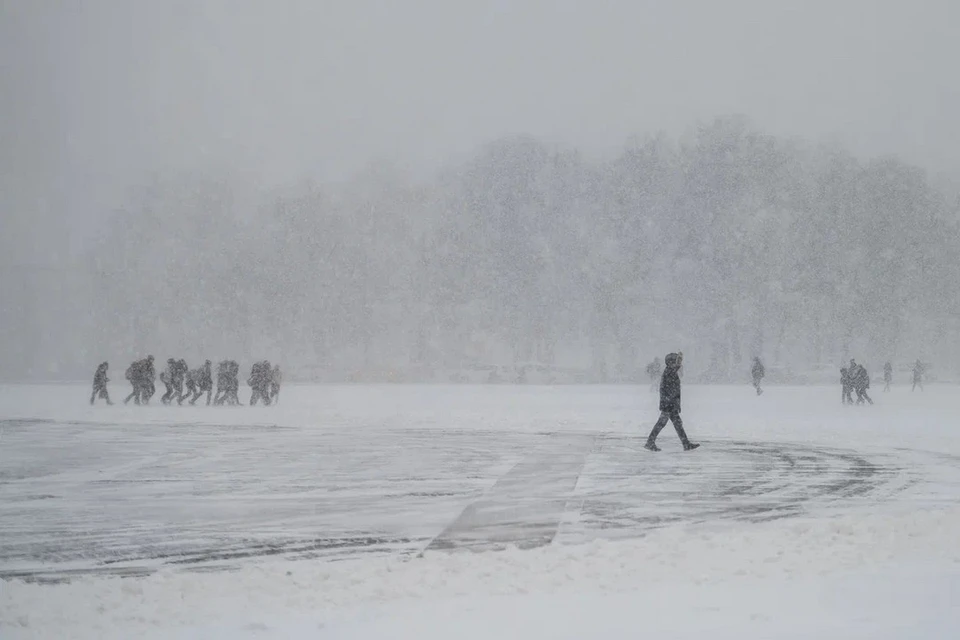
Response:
[883,362,893,392]
[123,356,152,405]
[270,364,282,404]
[90,362,112,405]
[751,357,765,395]
[840,367,854,405]
[194,360,213,405]
[912,359,925,392]
[644,352,699,452]
[248,360,273,406]
[184,365,199,402]
[184,360,213,405]
[227,360,242,405]
[214,360,229,405]
[141,355,156,404]
[173,359,188,404]
[854,364,873,405]
[215,360,242,405]
[645,357,662,392]
[160,358,177,405]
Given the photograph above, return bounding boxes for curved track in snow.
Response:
[0,419,955,582]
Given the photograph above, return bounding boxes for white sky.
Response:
[3,0,959,262]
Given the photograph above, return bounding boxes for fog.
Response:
[2,0,959,382]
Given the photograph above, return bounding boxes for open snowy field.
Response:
[2,383,960,639]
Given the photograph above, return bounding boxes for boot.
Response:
[683,442,700,451]
[644,440,660,452]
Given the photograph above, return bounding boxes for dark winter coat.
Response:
[93,364,108,388]
[854,365,870,391]
[659,366,682,413]
[751,360,765,381]
[198,362,213,390]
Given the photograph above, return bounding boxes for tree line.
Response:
[11,116,959,382]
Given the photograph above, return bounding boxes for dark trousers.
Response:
[161,381,175,404]
[124,383,141,405]
[90,385,111,405]
[190,385,212,405]
[647,410,690,444]
[250,386,271,406]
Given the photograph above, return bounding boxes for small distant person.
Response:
[192,359,213,405]
[644,352,699,452]
[141,355,156,404]
[90,362,112,405]
[215,360,242,406]
[226,360,242,405]
[840,367,854,405]
[854,364,873,405]
[173,359,188,405]
[645,357,662,392]
[124,358,143,405]
[751,357,765,395]
[160,358,177,405]
[270,364,282,404]
[912,359,924,392]
[883,361,893,392]
[248,360,272,406]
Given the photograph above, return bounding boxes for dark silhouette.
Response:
[912,359,925,391]
[854,364,873,405]
[751,357,765,395]
[90,362,112,405]
[644,352,699,452]
[840,367,854,405]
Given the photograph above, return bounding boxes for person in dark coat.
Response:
[188,360,213,405]
[854,364,873,405]
[124,359,143,405]
[227,360,242,405]
[912,359,924,392]
[141,355,156,404]
[751,357,765,395]
[248,360,272,406]
[160,358,177,404]
[90,362,112,405]
[644,352,699,452]
[840,367,854,405]
[173,359,188,404]
[883,362,893,392]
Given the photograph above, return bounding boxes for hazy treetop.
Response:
[3,0,959,264]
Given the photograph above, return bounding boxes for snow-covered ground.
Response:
[2,383,960,639]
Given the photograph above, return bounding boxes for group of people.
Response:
[89,358,282,407]
[840,358,927,405]
[841,359,873,405]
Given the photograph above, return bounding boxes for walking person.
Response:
[751,356,765,395]
[644,352,699,452]
[840,367,854,405]
[854,364,873,405]
[883,361,893,392]
[269,364,282,404]
[90,362,113,405]
[123,359,143,405]
[140,355,156,404]
[160,358,177,405]
[912,359,925,392]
